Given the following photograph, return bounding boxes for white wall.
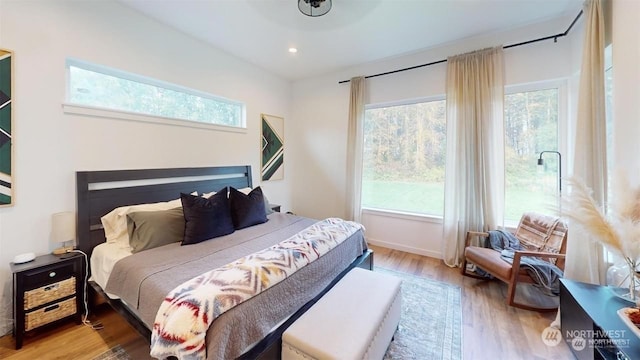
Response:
[611,0,640,180]
[291,15,581,258]
[0,0,291,335]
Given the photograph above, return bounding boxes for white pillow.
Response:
[201,191,217,199]
[101,192,196,248]
[202,187,274,214]
[202,187,248,198]
[238,187,253,195]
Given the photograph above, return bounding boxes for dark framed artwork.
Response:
[261,114,284,181]
[0,49,12,206]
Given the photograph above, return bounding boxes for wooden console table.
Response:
[560,278,640,360]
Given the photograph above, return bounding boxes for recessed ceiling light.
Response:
[288,47,298,53]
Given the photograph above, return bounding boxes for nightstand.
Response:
[11,253,84,349]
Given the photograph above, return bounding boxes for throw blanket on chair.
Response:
[485,230,563,295]
[150,218,363,360]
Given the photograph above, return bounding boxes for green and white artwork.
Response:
[261,114,284,181]
[0,49,12,206]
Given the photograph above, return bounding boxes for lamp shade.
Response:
[298,0,331,17]
[52,212,76,244]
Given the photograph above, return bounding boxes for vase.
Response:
[607,259,640,306]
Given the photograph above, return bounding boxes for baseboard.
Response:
[366,238,442,259]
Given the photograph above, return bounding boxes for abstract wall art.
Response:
[261,114,284,181]
[0,49,13,206]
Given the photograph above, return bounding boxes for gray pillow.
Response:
[263,193,275,215]
[126,207,185,253]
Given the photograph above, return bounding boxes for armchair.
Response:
[461,212,568,311]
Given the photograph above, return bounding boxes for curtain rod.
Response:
[338,10,583,84]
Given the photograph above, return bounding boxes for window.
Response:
[65,59,245,128]
[504,85,561,223]
[361,98,446,216]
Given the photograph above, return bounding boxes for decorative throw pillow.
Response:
[229,186,268,229]
[238,187,274,215]
[181,190,235,245]
[126,207,185,253]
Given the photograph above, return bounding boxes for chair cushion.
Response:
[465,246,513,281]
[465,246,532,281]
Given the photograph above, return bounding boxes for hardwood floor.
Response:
[0,244,574,359]
[370,245,573,360]
[0,305,151,360]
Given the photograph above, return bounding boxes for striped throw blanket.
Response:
[149,218,363,360]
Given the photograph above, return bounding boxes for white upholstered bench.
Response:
[282,267,402,360]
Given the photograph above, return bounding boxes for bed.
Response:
[75,165,372,359]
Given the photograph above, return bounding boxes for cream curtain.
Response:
[346,76,365,222]
[552,0,606,329]
[443,47,505,267]
[564,0,607,286]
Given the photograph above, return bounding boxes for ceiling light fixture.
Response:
[298,0,331,17]
[288,47,298,53]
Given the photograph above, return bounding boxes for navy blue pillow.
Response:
[180,189,234,245]
[229,186,268,229]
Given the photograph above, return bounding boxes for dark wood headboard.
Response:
[76,165,252,258]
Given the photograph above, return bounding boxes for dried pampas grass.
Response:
[563,176,640,262]
[610,175,640,223]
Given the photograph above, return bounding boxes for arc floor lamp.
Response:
[537,150,562,194]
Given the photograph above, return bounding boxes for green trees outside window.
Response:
[362,86,560,221]
[67,61,244,128]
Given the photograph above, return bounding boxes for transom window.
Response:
[66,59,245,128]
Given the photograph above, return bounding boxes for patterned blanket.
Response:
[149,218,363,360]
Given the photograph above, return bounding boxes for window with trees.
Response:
[66,59,245,128]
[504,86,561,223]
[361,98,446,216]
[362,85,562,221]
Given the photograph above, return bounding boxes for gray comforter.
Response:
[105,213,367,359]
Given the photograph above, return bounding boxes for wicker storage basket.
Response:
[24,277,75,310]
[25,297,76,331]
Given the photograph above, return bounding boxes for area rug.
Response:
[92,268,463,360]
[377,267,463,360]
[92,345,131,360]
